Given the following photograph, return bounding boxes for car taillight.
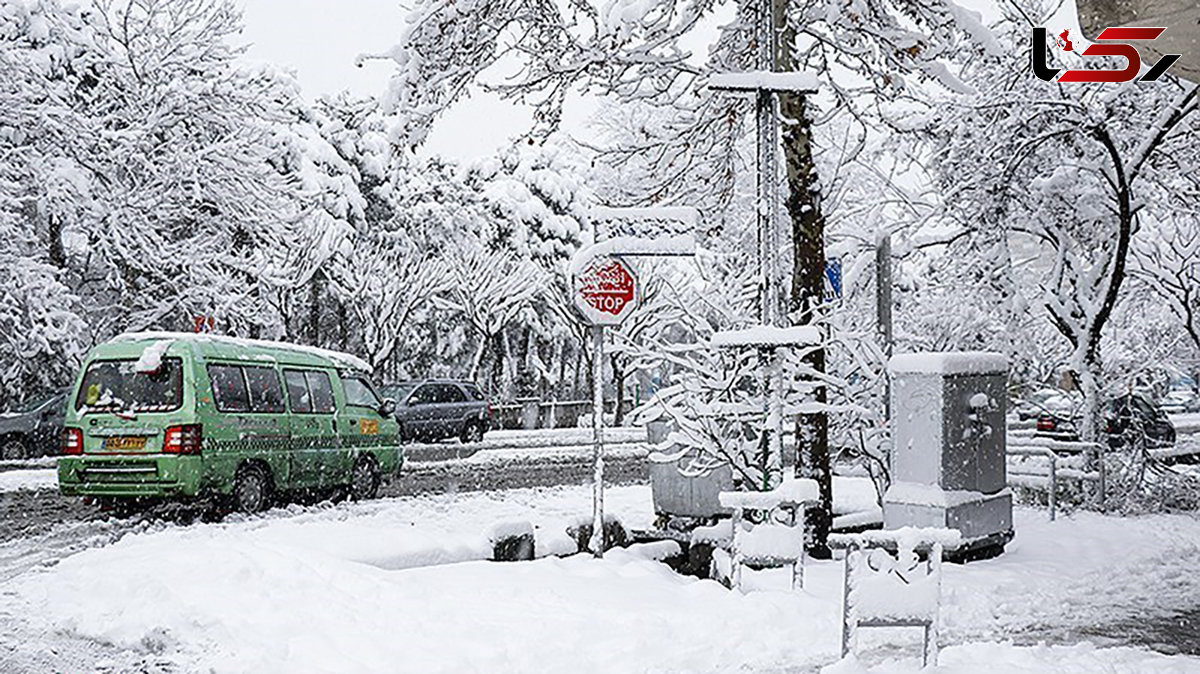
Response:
[163,424,202,455]
[62,428,83,455]
[1037,417,1055,431]
[486,401,493,417]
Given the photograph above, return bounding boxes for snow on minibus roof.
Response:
[112,332,372,372]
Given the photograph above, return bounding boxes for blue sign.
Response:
[823,257,842,302]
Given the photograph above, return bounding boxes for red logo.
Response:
[1033,26,1182,83]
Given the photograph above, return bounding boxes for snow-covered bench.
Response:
[717,478,819,591]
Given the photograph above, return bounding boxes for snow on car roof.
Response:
[112,332,372,372]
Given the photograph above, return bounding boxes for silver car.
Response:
[380,380,491,443]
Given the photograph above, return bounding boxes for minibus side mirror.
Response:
[379,398,397,417]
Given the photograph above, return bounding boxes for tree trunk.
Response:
[308,272,321,346]
[779,51,832,557]
[47,213,66,269]
[611,354,626,425]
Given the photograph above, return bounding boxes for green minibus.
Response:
[57,332,402,513]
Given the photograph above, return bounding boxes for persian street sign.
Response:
[1076,0,1199,82]
[572,256,639,326]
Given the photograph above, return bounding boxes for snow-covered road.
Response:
[2,483,1200,673]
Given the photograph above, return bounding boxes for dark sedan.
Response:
[0,390,68,460]
[1035,392,1176,450]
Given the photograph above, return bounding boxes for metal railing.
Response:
[1006,440,1105,520]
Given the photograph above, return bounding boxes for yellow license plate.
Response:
[104,436,147,451]
[359,419,379,435]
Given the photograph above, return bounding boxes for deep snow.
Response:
[3,483,1200,672]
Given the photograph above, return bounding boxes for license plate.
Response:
[104,436,147,451]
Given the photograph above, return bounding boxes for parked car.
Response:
[0,389,68,460]
[380,379,491,443]
[1035,392,1176,450]
[1160,389,1200,415]
[1013,387,1079,421]
[57,333,403,513]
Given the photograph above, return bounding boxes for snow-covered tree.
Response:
[922,5,1199,442]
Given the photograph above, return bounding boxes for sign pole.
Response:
[590,324,606,558]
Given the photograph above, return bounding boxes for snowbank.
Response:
[0,468,58,492]
[6,485,1200,672]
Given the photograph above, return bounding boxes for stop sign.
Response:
[573,255,639,326]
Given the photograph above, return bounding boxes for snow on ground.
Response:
[1171,413,1200,435]
[3,482,1200,673]
[0,467,58,492]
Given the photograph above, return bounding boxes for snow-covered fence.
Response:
[1006,441,1106,519]
[831,528,960,668]
[718,478,818,591]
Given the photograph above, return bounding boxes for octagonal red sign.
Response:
[573,256,639,325]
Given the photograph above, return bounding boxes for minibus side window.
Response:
[343,377,381,409]
[284,370,312,413]
[208,364,250,412]
[306,371,336,414]
[245,366,285,413]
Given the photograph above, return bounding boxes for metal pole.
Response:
[590,324,606,558]
[756,0,779,327]
[876,233,893,422]
[1048,452,1057,522]
[755,0,784,483]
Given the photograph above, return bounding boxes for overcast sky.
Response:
[237,0,1071,163]
[237,0,536,162]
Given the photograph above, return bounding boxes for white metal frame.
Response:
[840,542,944,668]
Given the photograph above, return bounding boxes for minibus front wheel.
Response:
[350,456,380,501]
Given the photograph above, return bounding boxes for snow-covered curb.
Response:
[0,468,58,493]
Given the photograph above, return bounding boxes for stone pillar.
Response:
[884,352,1013,551]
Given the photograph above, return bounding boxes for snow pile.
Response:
[133,339,173,373]
[719,477,820,508]
[567,234,695,277]
[709,71,820,92]
[711,325,822,348]
[737,522,804,560]
[888,352,1008,375]
[0,468,58,492]
[848,548,940,622]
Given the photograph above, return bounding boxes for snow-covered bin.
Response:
[885,353,1013,548]
[649,450,733,518]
